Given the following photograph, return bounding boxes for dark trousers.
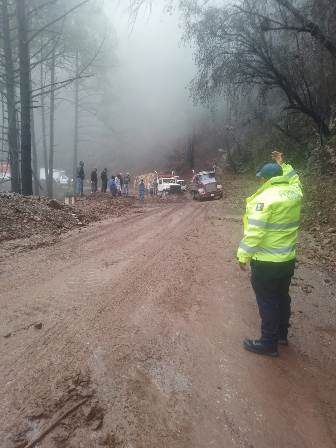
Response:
[79,178,84,196]
[250,259,295,348]
[91,181,97,193]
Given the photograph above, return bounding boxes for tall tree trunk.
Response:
[73,48,80,186]
[2,0,20,193]
[40,59,49,186]
[28,7,39,196]
[29,60,39,195]
[16,0,32,195]
[48,47,56,199]
[31,107,39,195]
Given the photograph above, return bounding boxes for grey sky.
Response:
[37,1,203,175]
[105,2,201,169]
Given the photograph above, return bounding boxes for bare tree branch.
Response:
[274,0,336,58]
[28,0,90,44]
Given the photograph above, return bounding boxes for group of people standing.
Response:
[75,162,131,197]
[76,162,146,202]
[92,168,131,197]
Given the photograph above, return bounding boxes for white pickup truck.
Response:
[157,174,182,194]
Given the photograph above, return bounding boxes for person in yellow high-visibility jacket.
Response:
[238,151,303,357]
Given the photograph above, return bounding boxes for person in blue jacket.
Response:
[108,176,117,197]
[139,179,145,202]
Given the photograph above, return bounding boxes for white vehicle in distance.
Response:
[59,174,70,185]
[0,163,11,181]
[157,173,182,194]
[40,168,69,185]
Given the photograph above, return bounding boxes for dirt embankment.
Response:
[301,175,336,271]
[0,193,140,256]
[0,191,189,256]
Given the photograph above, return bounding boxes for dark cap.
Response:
[256,163,283,179]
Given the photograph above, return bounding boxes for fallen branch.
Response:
[24,397,90,448]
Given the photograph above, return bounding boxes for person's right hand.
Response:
[271,150,284,165]
[239,262,248,271]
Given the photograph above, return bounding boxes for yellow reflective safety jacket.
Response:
[237,173,303,263]
[281,162,302,189]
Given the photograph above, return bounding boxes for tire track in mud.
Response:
[100,201,254,448]
[1,204,194,355]
[85,204,207,447]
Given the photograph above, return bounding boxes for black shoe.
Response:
[278,339,289,346]
[243,338,279,357]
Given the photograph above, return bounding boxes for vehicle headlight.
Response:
[198,188,205,193]
[217,184,223,189]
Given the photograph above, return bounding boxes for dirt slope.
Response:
[0,193,139,257]
[0,199,335,448]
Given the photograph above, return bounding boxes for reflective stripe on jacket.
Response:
[237,175,303,263]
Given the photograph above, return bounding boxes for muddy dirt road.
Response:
[1,200,336,448]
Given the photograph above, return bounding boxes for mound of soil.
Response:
[0,194,82,243]
[0,193,138,250]
[74,193,138,222]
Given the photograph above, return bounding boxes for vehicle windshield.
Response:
[199,173,215,182]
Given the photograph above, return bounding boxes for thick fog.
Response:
[42,2,205,176]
